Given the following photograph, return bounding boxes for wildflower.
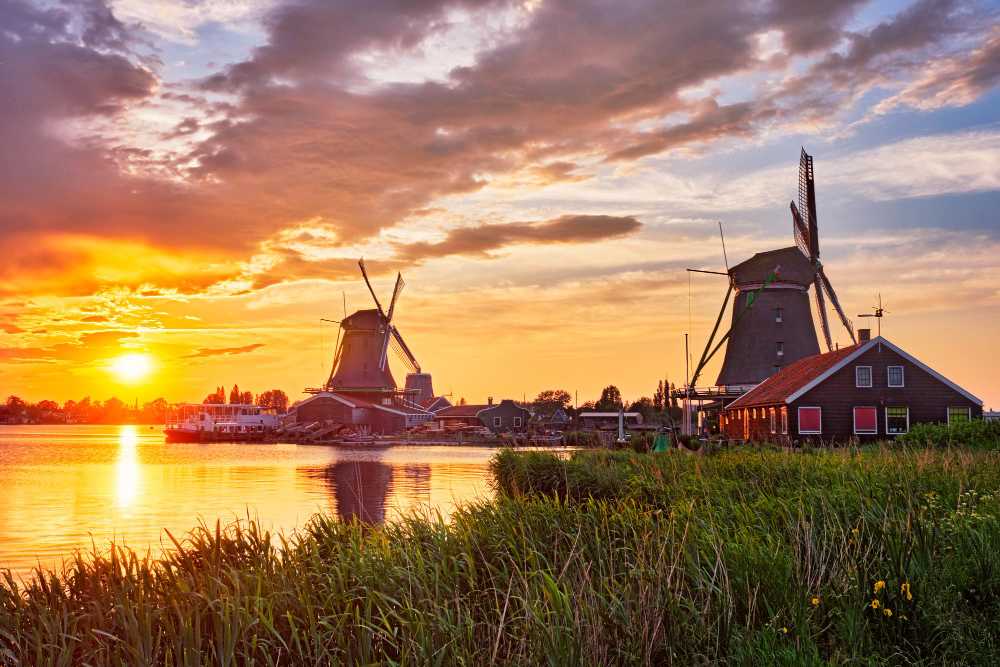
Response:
[871,599,880,610]
[884,608,892,617]
[781,627,788,633]
[901,582,912,600]
[902,615,908,621]
[851,528,859,535]
[874,580,885,594]
[812,597,819,605]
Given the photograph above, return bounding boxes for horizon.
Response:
[2,0,999,410]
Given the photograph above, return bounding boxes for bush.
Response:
[895,418,1000,449]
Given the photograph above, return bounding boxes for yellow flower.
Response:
[871,599,880,609]
[901,582,912,600]
[902,615,908,621]
[874,580,885,593]
[884,608,892,617]
[781,627,788,633]
[851,528,859,535]
[812,597,819,605]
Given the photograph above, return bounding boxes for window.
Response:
[948,407,970,424]
[886,407,909,434]
[853,407,877,434]
[752,408,757,419]
[798,407,822,434]
[776,342,784,357]
[514,416,522,428]
[888,366,904,387]
[856,366,872,387]
[769,408,776,433]
[494,416,502,427]
[773,365,781,374]
[775,308,783,322]
[781,408,788,434]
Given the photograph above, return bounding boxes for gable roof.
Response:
[726,336,982,409]
[436,404,489,418]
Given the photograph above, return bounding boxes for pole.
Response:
[684,334,691,436]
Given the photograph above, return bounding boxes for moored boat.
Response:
[164,403,281,442]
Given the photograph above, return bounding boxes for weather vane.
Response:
[857,293,889,337]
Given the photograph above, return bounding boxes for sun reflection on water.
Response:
[116,425,140,511]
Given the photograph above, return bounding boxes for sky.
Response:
[1,0,999,410]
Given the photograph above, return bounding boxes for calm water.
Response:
[0,425,499,576]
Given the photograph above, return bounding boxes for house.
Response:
[578,411,643,429]
[294,392,435,434]
[722,334,982,443]
[544,408,571,430]
[435,398,530,433]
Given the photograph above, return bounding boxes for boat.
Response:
[164,403,281,442]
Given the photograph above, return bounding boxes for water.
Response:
[0,425,499,577]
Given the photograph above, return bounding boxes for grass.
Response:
[2,444,999,665]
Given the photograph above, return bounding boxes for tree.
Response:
[204,386,225,404]
[229,384,241,404]
[142,398,169,422]
[669,383,679,409]
[629,397,655,422]
[103,397,128,422]
[458,397,467,406]
[653,380,664,412]
[257,389,289,412]
[240,391,253,404]
[6,396,25,411]
[594,385,622,411]
[532,389,571,415]
[36,400,59,413]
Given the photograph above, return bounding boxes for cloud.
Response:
[180,343,266,359]
[393,214,642,260]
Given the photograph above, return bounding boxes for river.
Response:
[0,425,501,577]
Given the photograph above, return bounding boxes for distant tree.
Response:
[103,397,127,422]
[594,385,622,411]
[458,397,467,406]
[36,399,59,413]
[239,391,253,404]
[5,396,25,411]
[653,380,664,412]
[142,398,169,422]
[229,384,241,404]
[62,399,77,412]
[580,400,595,410]
[532,389,571,415]
[629,397,655,422]
[669,383,679,408]
[204,386,226,404]
[257,389,289,412]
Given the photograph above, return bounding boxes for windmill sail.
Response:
[790,202,810,258]
[378,273,405,370]
[390,326,420,373]
[819,268,857,344]
[813,274,833,351]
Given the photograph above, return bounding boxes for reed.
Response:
[2,445,999,665]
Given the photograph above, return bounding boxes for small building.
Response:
[294,392,434,434]
[419,396,453,413]
[435,398,530,433]
[579,412,643,429]
[544,408,571,430]
[722,335,982,443]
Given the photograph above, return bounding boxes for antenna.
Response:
[857,293,889,337]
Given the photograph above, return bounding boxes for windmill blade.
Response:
[813,274,833,351]
[357,258,387,320]
[798,148,819,261]
[386,273,405,323]
[390,326,421,373]
[790,202,810,258]
[818,267,856,344]
[377,273,405,370]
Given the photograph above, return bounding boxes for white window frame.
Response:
[947,406,971,425]
[855,366,872,388]
[776,341,784,357]
[769,408,776,433]
[775,308,782,323]
[885,407,909,434]
[493,416,502,427]
[853,406,878,435]
[798,407,822,434]
[781,408,788,435]
[887,366,904,387]
[513,416,522,428]
[773,365,781,374]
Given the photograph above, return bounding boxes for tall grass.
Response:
[2,445,999,665]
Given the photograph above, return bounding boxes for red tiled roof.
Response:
[436,404,488,418]
[726,342,863,409]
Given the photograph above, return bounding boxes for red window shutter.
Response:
[799,407,821,433]
[854,407,877,432]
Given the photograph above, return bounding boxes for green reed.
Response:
[2,444,999,665]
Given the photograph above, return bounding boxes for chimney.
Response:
[858,328,871,343]
[488,396,493,406]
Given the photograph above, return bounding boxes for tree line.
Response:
[202,385,289,412]
[527,379,681,423]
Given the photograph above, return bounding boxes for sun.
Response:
[109,353,153,383]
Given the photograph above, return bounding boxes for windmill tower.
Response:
[714,149,855,389]
[325,259,429,399]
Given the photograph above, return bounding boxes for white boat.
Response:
[164,403,281,442]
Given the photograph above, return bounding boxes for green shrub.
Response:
[895,418,1000,449]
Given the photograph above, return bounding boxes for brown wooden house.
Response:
[722,334,982,443]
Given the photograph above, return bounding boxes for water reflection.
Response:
[116,425,140,510]
[308,459,434,525]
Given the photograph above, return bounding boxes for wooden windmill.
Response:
[691,149,856,391]
[325,259,427,396]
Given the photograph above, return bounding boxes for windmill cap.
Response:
[729,247,814,286]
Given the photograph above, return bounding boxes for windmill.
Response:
[325,259,429,397]
[789,148,856,351]
[688,149,857,392]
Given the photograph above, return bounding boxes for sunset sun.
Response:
[109,354,153,383]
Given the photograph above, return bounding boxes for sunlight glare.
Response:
[109,353,153,383]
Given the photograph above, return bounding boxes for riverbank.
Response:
[2,444,999,664]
